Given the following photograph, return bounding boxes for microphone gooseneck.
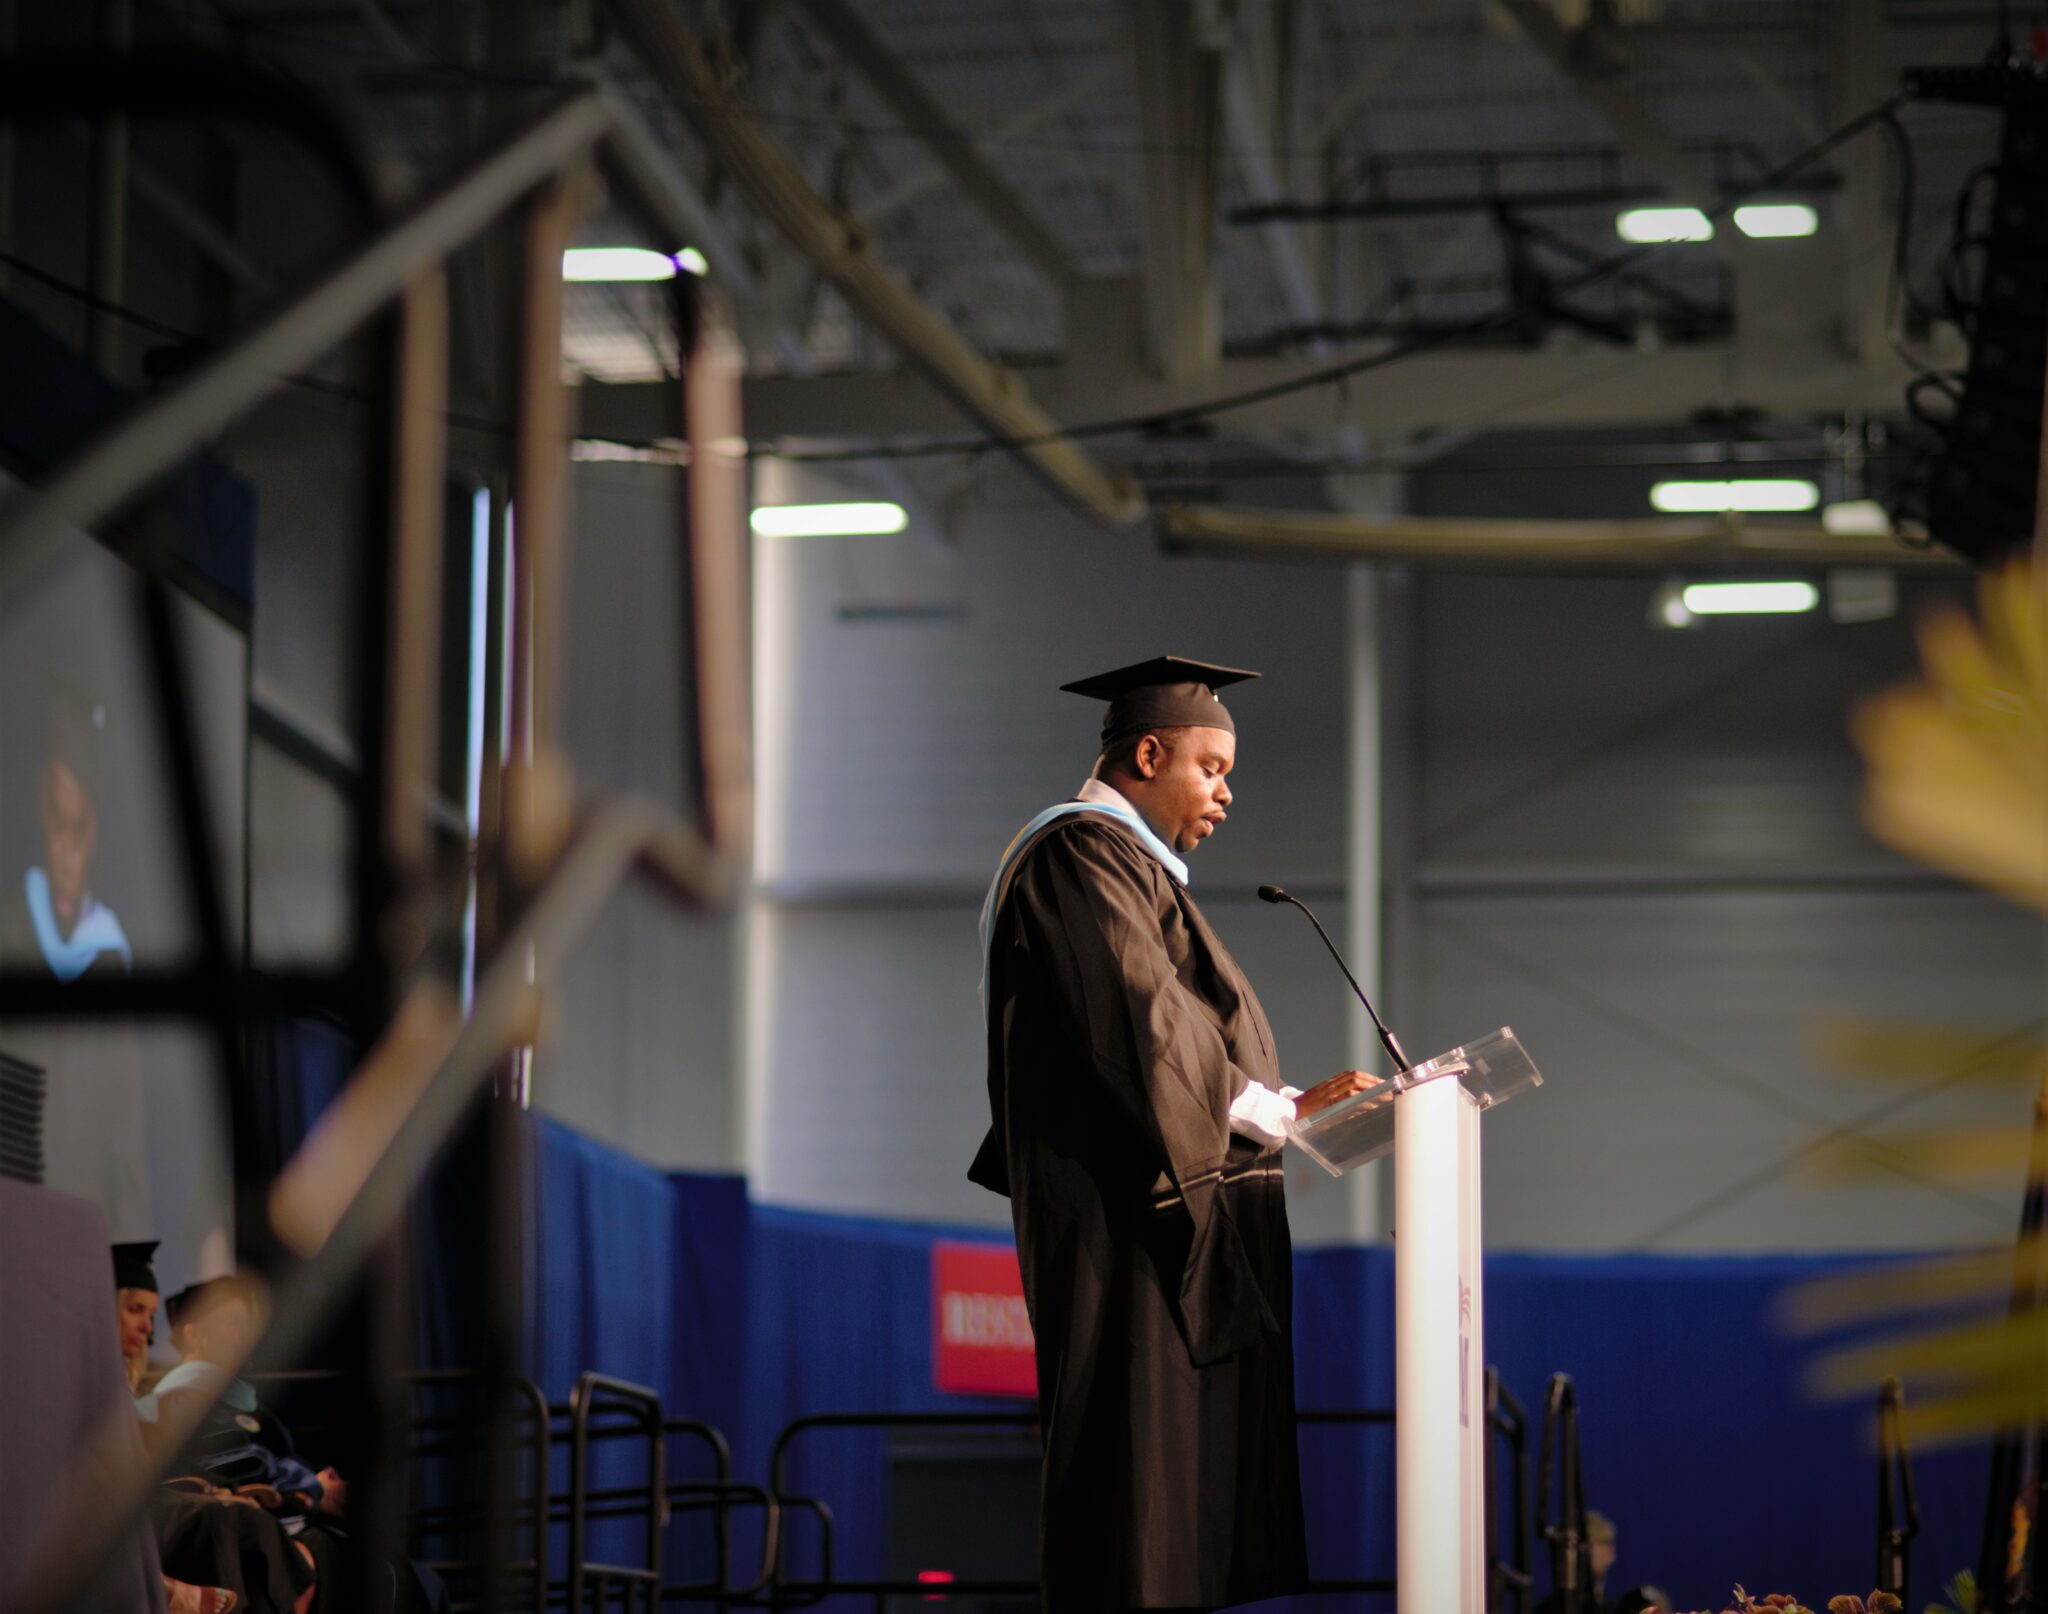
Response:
[1256,883,1411,1073]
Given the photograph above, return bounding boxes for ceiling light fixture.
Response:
[1820,498,1893,537]
[1733,202,1819,238]
[750,501,910,538]
[1649,479,1821,513]
[1679,580,1821,615]
[1616,203,1820,243]
[563,247,691,282]
[1616,207,1714,243]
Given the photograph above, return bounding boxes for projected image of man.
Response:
[2,681,149,1241]
[26,690,132,980]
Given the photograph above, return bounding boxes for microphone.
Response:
[1257,884,1411,1072]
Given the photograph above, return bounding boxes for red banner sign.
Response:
[932,1241,1037,1398]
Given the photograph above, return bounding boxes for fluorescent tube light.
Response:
[562,247,681,282]
[1649,479,1821,513]
[1616,207,1714,243]
[750,501,910,538]
[674,247,710,276]
[1733,203,1819,238]
[1679,580,1820,615]
[1820,498,1892,536]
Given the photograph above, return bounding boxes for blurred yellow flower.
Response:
[1852,560,2048,913]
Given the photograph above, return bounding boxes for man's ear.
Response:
[1132,734,1162,779]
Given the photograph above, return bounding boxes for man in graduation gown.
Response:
[970,656,1376,1613]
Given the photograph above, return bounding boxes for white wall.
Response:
[544,462,739,1171]
[1402,571,2045,1251]
[747,459,1358,1234]
[220,401,2045,1254]
[745,475,2043,1254]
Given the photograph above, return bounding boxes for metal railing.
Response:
[1489,1369,1536,1613]
[569,1374,667,1612]
[245,1366,778,1612]
[1877,1376,1920,1605]
[1537,1372,1591,1614]
[222,1357,1543,1612]
[249,1367,554,1614]
[761,1394,1535,1612]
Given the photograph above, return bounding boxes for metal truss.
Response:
[0,47,748,1614]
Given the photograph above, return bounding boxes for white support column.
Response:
[1457,1083,1488,1582]
[741,467,796,1188]
[1394,1076,1486,1611]
[1344,563,1384,1240]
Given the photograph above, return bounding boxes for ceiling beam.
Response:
[578,337,1930,444]
[1831,0,1891,363]
[1126,0,1223,378]
[786,0,1080,289]
[603,0,1141,527]
[1159,503,1962,571]
[1222,8,1324,337]
[857,58,1119,230]
[1492,0,1754,271]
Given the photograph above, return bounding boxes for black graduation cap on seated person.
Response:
[113,1240,160,1294]
[1062,656,1260,747]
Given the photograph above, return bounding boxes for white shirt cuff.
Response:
[1228,1082,1299,1146]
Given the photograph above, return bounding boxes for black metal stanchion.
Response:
[1876,1376,1920,1605]
[1538,1373,1589,1614]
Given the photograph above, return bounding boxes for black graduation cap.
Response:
[113,1240,160,1294]
[1062,655,1260,747]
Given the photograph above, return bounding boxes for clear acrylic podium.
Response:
[1286,1028,1543,1613]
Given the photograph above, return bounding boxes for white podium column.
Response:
[1394,1075,1486,1612]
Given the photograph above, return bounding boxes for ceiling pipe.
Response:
[1157,502,1962,571]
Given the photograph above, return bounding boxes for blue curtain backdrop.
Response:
[522,1122,1993,1613]
[250,1055,1995,1614]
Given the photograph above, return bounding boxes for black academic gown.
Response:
[970,815,1308,1614]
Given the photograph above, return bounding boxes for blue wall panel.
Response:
[516,1123,1996,1611]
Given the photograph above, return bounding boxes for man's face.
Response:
[1129,725,1235,853]
[40,758,97,928]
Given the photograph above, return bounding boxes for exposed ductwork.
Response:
[1158,502,1963,570]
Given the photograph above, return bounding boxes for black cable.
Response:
[0,245,192,342]
[0,245,513,438]
[755,90,1918,467]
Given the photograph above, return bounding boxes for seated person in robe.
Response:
[142,1282,445,1614]
[116,1240,162,1394]
[114,1241,311,1614]
[139,1277,342,1519]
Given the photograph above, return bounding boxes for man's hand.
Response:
[316,1467,348,1516]
[1294,1069,1382,1121]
